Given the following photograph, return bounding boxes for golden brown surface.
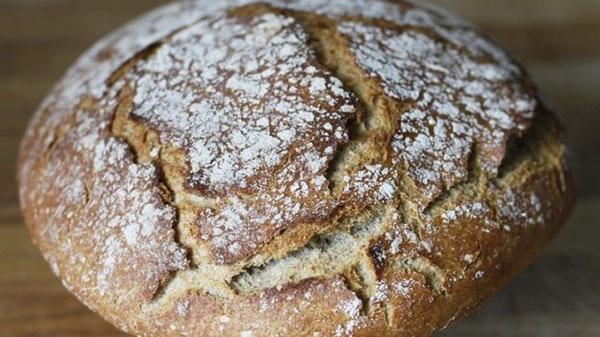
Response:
[1,1,599,336]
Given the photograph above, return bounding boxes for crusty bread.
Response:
[18,1,574,336]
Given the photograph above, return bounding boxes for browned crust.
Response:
[18,1,575,337]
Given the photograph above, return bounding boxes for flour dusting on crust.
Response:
[16,1,570,337]
[129,13,354,195]
[21,99,188,322]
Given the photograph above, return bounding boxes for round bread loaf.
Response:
[18,1,574,336]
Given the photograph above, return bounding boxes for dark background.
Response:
[0,1,598,336]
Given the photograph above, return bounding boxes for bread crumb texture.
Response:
[18,1,574,336]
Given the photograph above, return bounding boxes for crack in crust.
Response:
[281,9,409,193]
[422,142,481,217]
[103,25,222,302]
[230,207,392,293]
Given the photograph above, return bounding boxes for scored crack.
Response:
[423,108,566,220]
[280,8,412,195]
[102,21,230,304]
[230,206,393,294]
[422,142,482,217]
[342,255,381,315]
[279,10,446,275]
[279,8,468,258]
[396,256,447,294]
[496,108,563,182]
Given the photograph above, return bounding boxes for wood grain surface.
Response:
[0,1,599,336]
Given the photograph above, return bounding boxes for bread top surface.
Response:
[18,1,574,336]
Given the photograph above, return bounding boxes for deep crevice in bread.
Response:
[343,255,382,315]
[496,108,563,183]
[284,9,411,194]
[422,142,481,217]
[422,108,565,221]
[230,207,392,293]
[110,83,234,303]
[100,20,233,304]
[396,256,447,294]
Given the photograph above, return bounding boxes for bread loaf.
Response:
[18,1,574,336]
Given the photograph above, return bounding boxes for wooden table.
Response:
[1,1,598,336]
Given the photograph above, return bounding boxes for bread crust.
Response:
[18,1,574,336]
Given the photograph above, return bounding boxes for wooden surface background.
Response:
[1,1,599,336]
